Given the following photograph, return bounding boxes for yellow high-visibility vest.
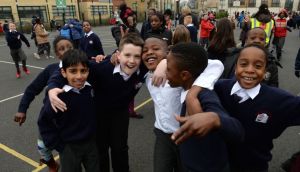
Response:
[250,18,274,44]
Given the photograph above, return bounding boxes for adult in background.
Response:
[65,18,83,49]
[34,18,52,59]
[250,4,274,46]
[179,6,199,30]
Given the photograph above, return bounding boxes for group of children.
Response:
[11,9,300,172]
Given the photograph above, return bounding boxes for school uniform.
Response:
[47,58,148,172]
[179,87,244,172]
[146,59,224,172]
[214,79,300,172]
[80,31,104,60]
[18,63,59,113]
[186,24,198,43]
[6,30,30,62]
[38,82,99,172]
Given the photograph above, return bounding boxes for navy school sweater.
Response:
[79,33,104,60]
[214,79,300,171]
[6,31,30,49]
[38,85,97,152]
[47,58,147,112]
[180,89,244,172]
[18,63,59,113]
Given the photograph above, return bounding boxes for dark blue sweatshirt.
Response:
[215,79,300,171]
[47,58,147,112]
[180,89,244,172]
[18,63,59,113]
[79,32,104,60]
[6,31,30,49]
[38,85,97,152]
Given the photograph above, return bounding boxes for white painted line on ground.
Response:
[0,61,45,70]
[0,93,24,103]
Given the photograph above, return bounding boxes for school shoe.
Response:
[16,72,21,78]
[129,112,143,119]
[40,157,59,172]
[33,53,41,59]
[23,67,30,75]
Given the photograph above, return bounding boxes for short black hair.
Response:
[170,42,208,79]
[53,36,73,53]
[237,44,269,67]
[62,49,89,70]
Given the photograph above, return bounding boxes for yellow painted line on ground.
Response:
[32,155,59,172]
[134,98,152,111]
[0,143,39,168]
[31,97,152,171]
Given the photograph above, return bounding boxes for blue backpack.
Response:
[60,27,72,39]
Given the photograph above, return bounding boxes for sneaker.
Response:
[23,67,30,74]
[129,113,143,119]
[34,53,41,59]
[16,72,21,78]
[49,55,55,59]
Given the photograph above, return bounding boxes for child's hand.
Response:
[49,88,66,113]
[152,59,167,87]
[92,55,106,63]
[186,86,203,115]
[110,52,119,65]
[171,112,221,145]
[14,112,26,126]
[120,26,129,38]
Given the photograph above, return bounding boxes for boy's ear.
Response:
[61,68,67,78]
[116,50,121,61]
[180,70,192,81]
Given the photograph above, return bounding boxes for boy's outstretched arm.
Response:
[171,112,221,145]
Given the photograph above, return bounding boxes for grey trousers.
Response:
[153,128,185,172]
[59,139,99,172]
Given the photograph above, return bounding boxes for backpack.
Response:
[60,27,72,39]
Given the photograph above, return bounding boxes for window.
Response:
[298,1,300,11]
[0,6,12,19]
[261,0,268,5]
[248,0,256,7]
[91,5,108,15]
[240,0,245,6]
[52,5,76,18]
[284,0,294,11]
[109,5,113,17]
[228,0,234,7]
[271,0,280,7]
[18,6,48,22]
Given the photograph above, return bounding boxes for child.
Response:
[245,27,280,87]
[47,33,147,172]
[177,44,300,172]
[166,42,244,172]
[142,37,224,172]
[184,14,198,43]
[164,9,173,31]
[5,22,30,78]
[172,25,191,45]
[14,36,73,171]
[38,49,99,172]
[144,11,173,45]
[80,20,104,60]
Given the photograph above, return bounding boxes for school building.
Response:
[0,0,147,26]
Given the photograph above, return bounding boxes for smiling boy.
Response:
[47,33,146,172]
[38,49,99,172]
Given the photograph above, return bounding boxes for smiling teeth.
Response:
[244,77,254,80]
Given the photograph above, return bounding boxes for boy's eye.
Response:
[80,69,88,74]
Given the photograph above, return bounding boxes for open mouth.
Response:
[145,56,157,64]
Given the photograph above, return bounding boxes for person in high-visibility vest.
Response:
[250,4,275,46]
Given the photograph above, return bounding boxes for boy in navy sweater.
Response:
[38,49,99,172]
[14,36,73,171]
[48,33,146,172]
[166,42,244,172]
[80,21,104,60]
[175,45,300,172]
[6,22,30,78]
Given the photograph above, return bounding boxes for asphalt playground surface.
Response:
[0,24,300,172]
